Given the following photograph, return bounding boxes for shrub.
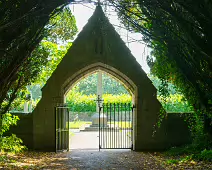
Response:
[158,94,193,113]
[194,149,212,161]
[66,91,132,113]
[0,113,26,153]
[66,86,193,113]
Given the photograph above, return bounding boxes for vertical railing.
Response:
[117,103,119,148]
[55,106,70,152]
[121,103,123,148]
[99,103,134,150]
[99,105,101,150]
[55,107,58,152]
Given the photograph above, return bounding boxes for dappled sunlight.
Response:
[0,152,69,169]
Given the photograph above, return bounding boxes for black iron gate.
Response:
[99,103,134,149]
[55,106,70,152]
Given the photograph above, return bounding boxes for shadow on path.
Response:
[66,149,165,170]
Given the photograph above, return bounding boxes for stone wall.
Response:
[6,113,33,149]
[152,113,192,150]
[4,112,191,151]
[166,113,192,146]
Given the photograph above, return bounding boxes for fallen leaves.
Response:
[1,150,210,170]
[0,151,69,169]
[151,152,212,170]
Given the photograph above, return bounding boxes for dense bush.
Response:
[158,94,193,113]
[166,133,212,161]
[0,113,26,153]
[66,87,132,114]
[66,86,192,113]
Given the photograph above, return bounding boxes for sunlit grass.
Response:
[69,121,92,129]
[110,121,132,128]
[69,121,132,129]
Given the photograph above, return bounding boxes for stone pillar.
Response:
[96,71,103,112]
[28,101,32,113]
[24,102,28,113]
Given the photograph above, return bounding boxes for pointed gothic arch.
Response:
[63,62,136,96]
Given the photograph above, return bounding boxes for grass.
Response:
[69,121,91,129]
[164,133,212,161]
[109,121,132,128]
[69,121,132,129]
[156,133,212,169]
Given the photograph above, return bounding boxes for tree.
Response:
[28,41,72,102]
[0,0,68,111]
[109,0,212,135]
[0,6,77,115]
[74,73,130,95]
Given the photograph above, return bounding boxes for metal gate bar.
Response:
[55,106,70,152]
[99,103,134,149]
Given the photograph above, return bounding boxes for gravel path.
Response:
[66,149,165,170]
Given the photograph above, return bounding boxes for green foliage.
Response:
[113,0,212,137]
[0,134,26,153]
[194,149,212,161]
[103,94,132,104]
[0,113,19,136]
[69,121,92,129]
[76,73,130,95]
[165,129,212,161]
[158,94,193,113]
[0,4,77,115]
[33,41,72,85]
[69,121,132,129]
[66,86,132,113]
[166,148,212,162]
[66,86,96,114]
[149,75,177,95]
[11,40,72,111]
[46,7,78,43]
[166,159,179,165]
[0,113,26,153]
[67,85,193,115]
[114,0,212,114]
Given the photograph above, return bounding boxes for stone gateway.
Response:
[31,5,190,151]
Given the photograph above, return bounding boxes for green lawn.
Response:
[110,121,132,128]
[69,121,92,129]
[69,121,132,129]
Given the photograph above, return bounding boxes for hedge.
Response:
[66,92,193,113]
[66,93,132,113]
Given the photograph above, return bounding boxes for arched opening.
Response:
[62,63,137,98]
[65,70,133,150]
[59,62,137,150]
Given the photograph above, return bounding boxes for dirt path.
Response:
[0,150,165,169]
[66,149,165,170]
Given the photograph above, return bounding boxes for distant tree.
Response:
[0,7,77,114]
[75,73,130,95]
